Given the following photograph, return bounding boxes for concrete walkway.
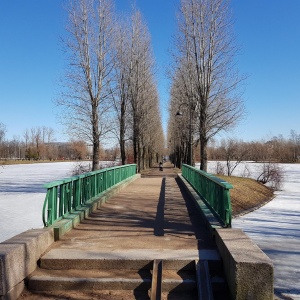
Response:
[48,164,216,257]
[19,163,219,299]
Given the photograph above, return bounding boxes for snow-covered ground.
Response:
[0,161,299,298]
[0,162,80,242]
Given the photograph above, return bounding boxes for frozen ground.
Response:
[0,161,299,298]
[0,162,82,242]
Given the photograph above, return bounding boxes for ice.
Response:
[0,162,78,242]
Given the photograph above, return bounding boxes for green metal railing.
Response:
[42,164,137,227]
[182,164,233,227]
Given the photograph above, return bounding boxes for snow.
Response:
[0,162,79,243]
[1,161,300,298]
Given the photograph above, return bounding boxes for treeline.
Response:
[204,130,300,163]
[0,123,133,162]
[0,124,87,161]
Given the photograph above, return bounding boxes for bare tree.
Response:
[113,8,163,171]
[58,0,115,170]
[220,138,248,176]
[0,122,5,143]
[128,10,156,171]
[114,8,164,170]
[0,122,6,162]
[30,127,42,159]
[112,15,133,165]
[171,0,245,171]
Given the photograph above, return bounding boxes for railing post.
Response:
[47,186,57,226]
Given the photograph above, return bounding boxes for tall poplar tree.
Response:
[171,0,245,171]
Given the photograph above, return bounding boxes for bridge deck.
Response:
[47,164,217,259]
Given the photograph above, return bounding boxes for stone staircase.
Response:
[24,253,229,299]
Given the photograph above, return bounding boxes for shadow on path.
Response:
[154,177,166,236]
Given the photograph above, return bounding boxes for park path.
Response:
[46,162,216,264]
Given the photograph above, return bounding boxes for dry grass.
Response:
[217,175,274,216]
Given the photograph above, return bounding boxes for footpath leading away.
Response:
[18,162,222,300]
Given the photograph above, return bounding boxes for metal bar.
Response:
[195,260,213,300]
[151,259,163,300]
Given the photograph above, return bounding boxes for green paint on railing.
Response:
[182,164,233,227]
[42,164,137,227]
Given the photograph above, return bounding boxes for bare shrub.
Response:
[72,162,92,176]
[240,163,252,178]
[99,161,115,169]
[257,162,284,190]
[214,161,225,175]
[0,164,4,174]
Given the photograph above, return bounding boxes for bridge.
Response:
[0,163,273,300]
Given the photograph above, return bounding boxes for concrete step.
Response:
[19,288,152,300]
[38,248,221,270]
[28,268,152,292]
[27,268,198,293]
[162,269,197,292]
[28,249,228,298]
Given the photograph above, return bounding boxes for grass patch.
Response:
[217,175,274,216]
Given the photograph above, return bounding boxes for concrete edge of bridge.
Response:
[215,228,274,300]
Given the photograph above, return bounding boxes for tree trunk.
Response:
[120,101,126,165]
[92,105,100,171]
[92,138,100,171]
[200,138,208,172]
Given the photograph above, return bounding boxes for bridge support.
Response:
[215,228,274,300]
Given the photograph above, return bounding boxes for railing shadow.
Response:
[175,177,215,250]
[154,177,166,236]
[133,263,152,300]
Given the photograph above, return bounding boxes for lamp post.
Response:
[176,102,193,166]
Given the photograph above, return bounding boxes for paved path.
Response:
[48,163,216,259]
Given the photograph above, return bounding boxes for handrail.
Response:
[182,164,233,227]
[42,164,137,227]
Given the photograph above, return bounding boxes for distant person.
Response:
[159,161,163,171]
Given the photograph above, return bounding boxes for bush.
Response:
[240,164,252,178]
[214,161,225,175]
[71,161,91,176]
[256,162,284,190]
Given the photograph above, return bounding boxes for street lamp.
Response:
[176,102,193,166]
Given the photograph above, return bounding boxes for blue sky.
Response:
[0,0,300,142]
